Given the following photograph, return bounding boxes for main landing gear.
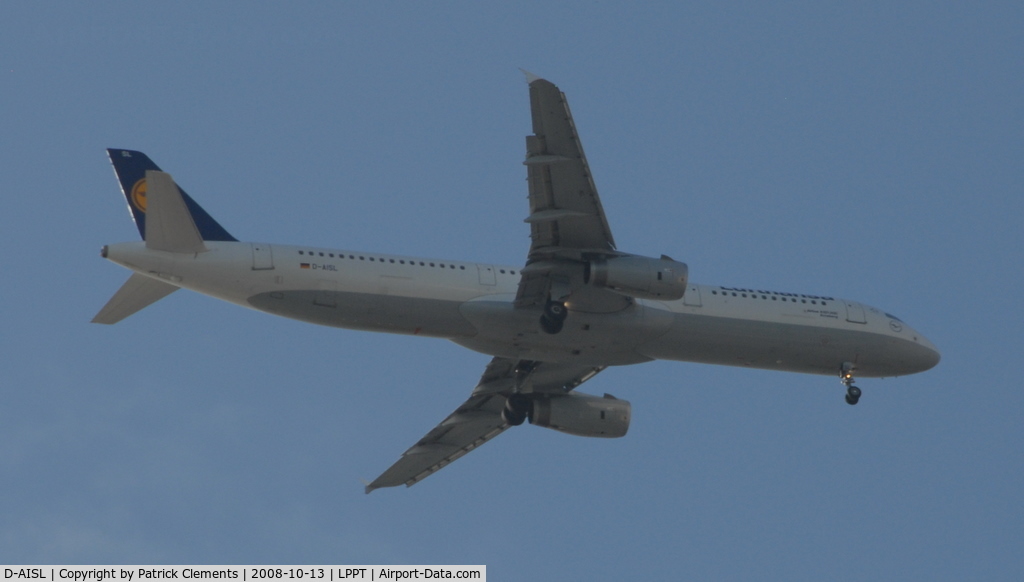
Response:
[841,362,861,405]
[540,299,568,335]
[502,393,532,426]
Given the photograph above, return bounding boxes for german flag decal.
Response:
[300,263,311,269]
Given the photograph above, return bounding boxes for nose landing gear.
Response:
[841,362,861,405]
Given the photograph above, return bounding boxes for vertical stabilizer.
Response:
[107,149,236,242]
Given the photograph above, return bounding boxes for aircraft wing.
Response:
[516,74,629,311]
[365,357,605,493]
[523,74,616,258]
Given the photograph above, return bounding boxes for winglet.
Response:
[519,68,544,84]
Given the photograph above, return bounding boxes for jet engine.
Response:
[529,392,631,438]
[584,255,688,301]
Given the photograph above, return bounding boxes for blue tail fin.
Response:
[106,149,237,242]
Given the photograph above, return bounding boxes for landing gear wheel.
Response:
[502,393,532,426]
[539,300,568,335]
[540,314,564,334]
[845,385,861,406]
[544,301,567,320]
[503,407,528,424]
[839,362,861,405]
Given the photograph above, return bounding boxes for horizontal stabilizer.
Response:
[144,170,208,253]
[91,273,179,324]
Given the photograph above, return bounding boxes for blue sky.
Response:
[2,2,1022,579]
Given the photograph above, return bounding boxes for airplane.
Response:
[93,74,940,493]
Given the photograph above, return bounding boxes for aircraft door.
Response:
[683,285,702,307]
[314,279,337,307]
[251,243,274,270]
[844,300,867,324]
[477,264,496,285]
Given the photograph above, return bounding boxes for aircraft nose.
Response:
[907,332,941,373]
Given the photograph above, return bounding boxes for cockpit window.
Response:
[885,313,903,322]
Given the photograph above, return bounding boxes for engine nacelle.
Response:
[585,255,689,301]
[529,392,631,438]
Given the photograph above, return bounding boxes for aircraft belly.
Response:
[637,312,927,377]
[247,290,476,337]
[453,296,673,365]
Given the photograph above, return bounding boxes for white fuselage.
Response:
[102,241,940,379]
